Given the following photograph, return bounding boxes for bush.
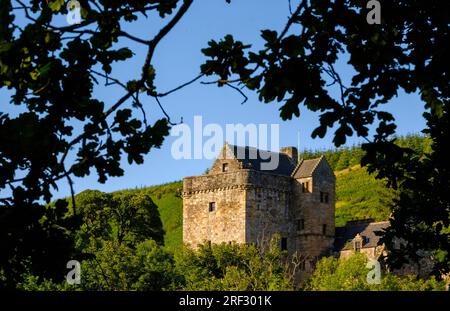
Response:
[80,239,177,291]
[304,253,445,291]
[175,240,294,291]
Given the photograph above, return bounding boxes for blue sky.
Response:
[2,0,427,199]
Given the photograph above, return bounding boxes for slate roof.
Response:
[225,144,326,178]
[334,220,390,251]
[229,144,296,176]
[292,157,323,178]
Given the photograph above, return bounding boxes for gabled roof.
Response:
[228,144,297,176]
[291,156,323,178]
[334,220,390,251]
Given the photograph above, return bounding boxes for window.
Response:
[209,202,216,212]
[281,237,288,251]
[302,182,309,193]
[322,224,327,235]
[256,204,261,211]
[297,219,305,231]
[354,241,362,252]
[320,192,329,203]
[300,261,306,271]
[222,163,229,172]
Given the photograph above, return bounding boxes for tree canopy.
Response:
[75,190,164,247]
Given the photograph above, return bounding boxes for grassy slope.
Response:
[137,165,393,251]
[335,165,393,227]
[113,181,183,252]
[143,183,183,252]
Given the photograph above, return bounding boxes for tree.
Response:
[304,253,445,291]
[75,190,164,250]
[199,0,449,275]
[80,239,177,291]
[335,147,351,170]
[110,192,164,245]
[0,0,192,286]
[75,190,112,245]
[376,105,450,275]
[304,253,370,290]
[0,199,79,289]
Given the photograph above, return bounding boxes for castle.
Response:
[182,143,443,284]
[182,143,336,278]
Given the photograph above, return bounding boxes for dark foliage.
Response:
[0,0,188,287]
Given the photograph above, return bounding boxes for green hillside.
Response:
[302,134,432,171]
[140,182,183,252]
[334,165,393,227]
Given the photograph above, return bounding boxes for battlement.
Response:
[183,169,292,196]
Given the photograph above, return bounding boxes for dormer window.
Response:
[222,163,229,172]
[353,234,363,252]
[302,182,309,193]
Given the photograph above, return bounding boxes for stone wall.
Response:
[290,159,336,282]
[244,171,292,246]
[183,171,250,247]
[183,169,294,248]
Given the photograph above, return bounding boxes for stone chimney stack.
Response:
[280,146,298,165]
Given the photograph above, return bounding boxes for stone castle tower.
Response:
[182,143,335,276]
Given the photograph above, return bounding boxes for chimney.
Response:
[280,146,298,165]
